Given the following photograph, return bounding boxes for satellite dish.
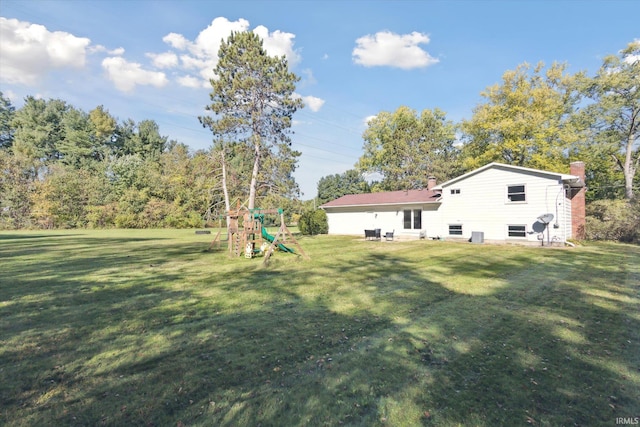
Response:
[531,213,555,246]
[531,221,547,233]
[537,213,554,224]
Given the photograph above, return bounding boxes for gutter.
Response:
[321,199,442,209]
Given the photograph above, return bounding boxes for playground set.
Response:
[209,204,308,265]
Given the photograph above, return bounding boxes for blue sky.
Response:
[1,0,638,198]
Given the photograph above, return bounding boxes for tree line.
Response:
[0,31,309,230]
[0,94,215,229]
[1,35,638,241]
[0,96,304,230]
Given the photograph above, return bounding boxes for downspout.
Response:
[545,184,565,243]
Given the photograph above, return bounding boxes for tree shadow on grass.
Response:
[1,237,638,426]
[403,244,640,426]
[0,234,171,261]
[0,233,84,240]
[1,238,435,426]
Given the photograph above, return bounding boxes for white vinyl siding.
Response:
[324,164,574,244]
[436,165,568,243]
[325,204,428,237]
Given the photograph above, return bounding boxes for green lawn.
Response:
[1,229,638,426]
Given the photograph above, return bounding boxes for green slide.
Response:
[261,226,295,253]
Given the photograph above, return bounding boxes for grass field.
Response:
[1,229,639,426]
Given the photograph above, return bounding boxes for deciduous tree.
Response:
[317,169,370,204]
[576,41,640,199]
[0,150,33,228]
[461,62,580,172]
[357,106,459,191]
[89,105,117,158]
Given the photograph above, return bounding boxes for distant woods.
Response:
[1,39,638,242]
[0,94,305,230]
[0,30,307,230]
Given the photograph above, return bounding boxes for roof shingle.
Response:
[321,189,442,208]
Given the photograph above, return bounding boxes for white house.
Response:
[321,162,586,245]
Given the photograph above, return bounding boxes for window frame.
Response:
[449,224,463,236]
[413,209,422,230]
[403,210,412,229]
[507,224,527,238]
[506,184,527,203]
[450,188,461,195]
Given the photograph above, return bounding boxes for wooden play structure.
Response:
[207,216,224,251]
[209,203,308,265]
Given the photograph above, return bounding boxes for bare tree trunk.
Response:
[220,149,231,228]
[623,132,637,199]
[248,136,260,210]
[220,150,230,211]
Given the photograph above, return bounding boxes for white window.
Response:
[450,188,461,195]
[449,224,463,235]
[507,184,526,203]
[508,225,527,237]
[403,209,422,229]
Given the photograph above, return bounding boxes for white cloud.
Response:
[162,17,248,87]
[89,45,125,56]
[0,17,91,85]
[352,31,439,69]
[147,51,179,69]
[625,54,640,64]
[158,17,301,88]
[177,75,205,88]
[163,32,190,50]
[2,89,18,103]
[364,115,377,125]
[179,54,208,70]
[102,57,168,92]
[254,25,301,66]
[301,68,316,85]
[623,39,640,64]
[301,95,325,112]
[192,17,250,57]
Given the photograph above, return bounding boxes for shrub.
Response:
[114,212,138,228]
[290,212,301,226]
[86,203,119,228]
[142,198,172,228]
[299,209,328,235]
[586,199,640,243]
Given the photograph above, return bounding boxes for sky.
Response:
[1,0,638,198]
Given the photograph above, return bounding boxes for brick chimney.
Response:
[427,176,437,190]
[569,161,586,240]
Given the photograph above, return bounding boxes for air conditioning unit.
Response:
[471,231,484,244]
